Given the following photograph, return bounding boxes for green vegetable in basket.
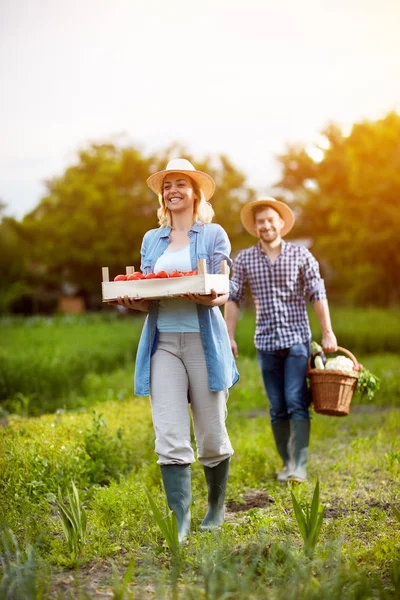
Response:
[355,366,381,402]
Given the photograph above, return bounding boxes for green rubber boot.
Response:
[287,420,310,482]
[199,458,230,530]
[160,464,191,543]
[271,420,293,482]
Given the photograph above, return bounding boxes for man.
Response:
[225,198,337,482]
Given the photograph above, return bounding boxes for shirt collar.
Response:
[257,238,287,256]
[159,222,202,238]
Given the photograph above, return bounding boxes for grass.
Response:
[235,305,400,356]
[1,360,399,597]
[0,312,145,414]
[1,307,399,416]
[0,307,399,596]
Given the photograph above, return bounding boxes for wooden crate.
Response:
[101,259,230,302]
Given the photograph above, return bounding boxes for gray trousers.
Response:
[150,332,234,467]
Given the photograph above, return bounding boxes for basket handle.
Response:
[308,345,358,370]
[329,346,358,365]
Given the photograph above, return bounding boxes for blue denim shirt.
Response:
[134,222,240,396]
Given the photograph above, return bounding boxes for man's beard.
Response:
[258,229,277,241]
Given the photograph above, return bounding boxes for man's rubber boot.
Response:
[160,464,191,543]
[287,420,310,482]
[271,420,293,482]
[199,457,230,530]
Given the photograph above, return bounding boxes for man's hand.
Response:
[230,338,238,358]
[321,331,338,353]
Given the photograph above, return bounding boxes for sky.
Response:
[1,0,399,219]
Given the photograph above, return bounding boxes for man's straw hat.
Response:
[146,158,215,201]
[240,197,295,237]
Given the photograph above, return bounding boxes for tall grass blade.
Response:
[143,484,180,557]
[111,558,135,600]
[310,479,320,528]
[290,490,308,542]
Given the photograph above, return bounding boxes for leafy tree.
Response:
[275,112,400,305]
[0,203,32,314]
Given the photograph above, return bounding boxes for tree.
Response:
[20,143,255,309]
[0,201,33,314]
[275,112,400,305]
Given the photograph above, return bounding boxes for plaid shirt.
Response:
[229,240,327,351]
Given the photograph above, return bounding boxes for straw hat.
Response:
[146,158,216,201]
[240,197,295,237]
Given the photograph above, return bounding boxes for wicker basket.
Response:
[308,346,359,416]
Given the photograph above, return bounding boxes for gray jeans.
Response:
[150,332,234,467]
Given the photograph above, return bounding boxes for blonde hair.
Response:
[157,176,215,227]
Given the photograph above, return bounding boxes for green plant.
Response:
[143,485,180,559]
[110,558,135,600]
[290,479,325,557]
[84,411,128,485]
[393,506,400,524]
[0,529,42,600]
[55,481,87,559]
[356,366,381,402]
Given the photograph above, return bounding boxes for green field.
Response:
[1,307,399,416]
[0,308,399,598]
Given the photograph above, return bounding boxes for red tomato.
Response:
[155,271,169,279]
[127,272,144,280]
[169,271,184,278]
[114,274,127,281]
[144,272,157,279]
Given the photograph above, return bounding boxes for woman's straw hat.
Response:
[240,197,295,237]
[146,158,216,201]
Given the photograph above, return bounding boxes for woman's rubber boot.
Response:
[271,420,293,482]
[199,457,230,531]
[287,420,310,482]
[160,464,191,543]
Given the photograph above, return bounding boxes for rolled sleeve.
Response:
[212,225,233,273]
[301,249,327,302]
[210,225,238,297]
[228,252,247,305]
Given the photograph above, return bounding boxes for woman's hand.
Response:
[185,290,229,307]
[108,296,149,312]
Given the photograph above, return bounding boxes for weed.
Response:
[110,558,135,600]
[0,529,43,599]
[84,411,128,485]
[143,485,180,558]
[55,481,87,560]
[290,479,325,557]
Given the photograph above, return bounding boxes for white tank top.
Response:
[154,245,200,333]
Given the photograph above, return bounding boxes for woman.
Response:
[113,158,239,542]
